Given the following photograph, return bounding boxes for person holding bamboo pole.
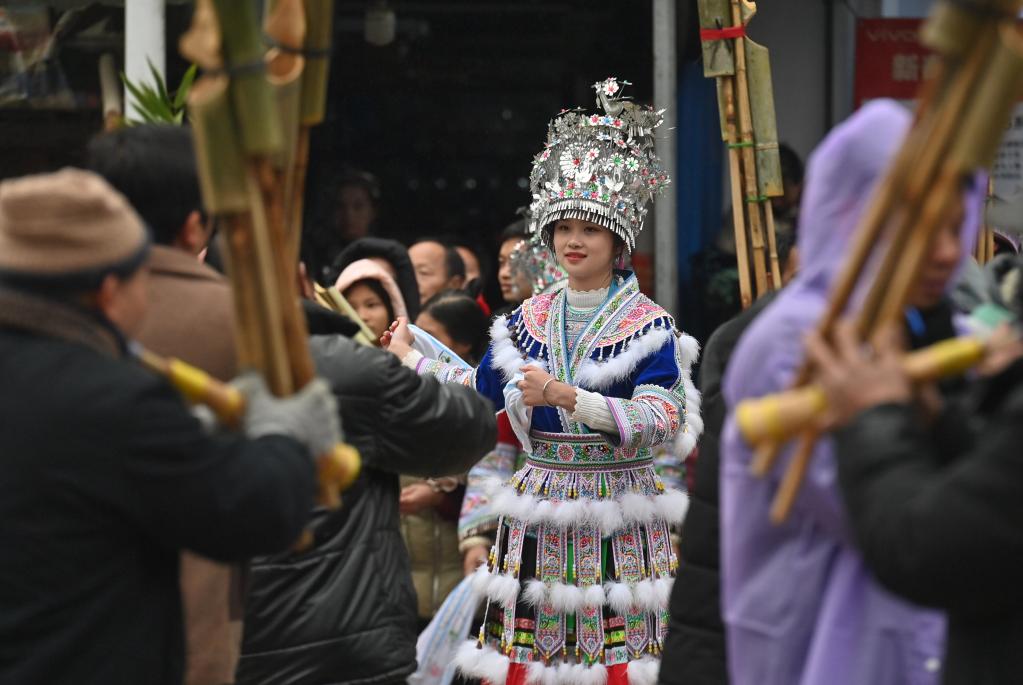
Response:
[0,168,340,685]
[801,277,1023,685]
[718,100,985,685]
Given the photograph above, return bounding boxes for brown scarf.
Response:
[0,287,123,358]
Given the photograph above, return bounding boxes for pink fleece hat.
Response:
[335,258,409,320]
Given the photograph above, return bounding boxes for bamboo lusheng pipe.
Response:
[765,11,1023,523]
[736,336,987,447]
[284,0,336,268]
[133,344,246,428]
[184,0,359,514]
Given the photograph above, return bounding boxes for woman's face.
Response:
[344,282,391,342]
[335,185,375,241]
[497,238,532,304]
[416,310,472,360]
[551,218,617,285]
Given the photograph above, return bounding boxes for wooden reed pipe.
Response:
[736,335,988,447]
[133,344,245,428]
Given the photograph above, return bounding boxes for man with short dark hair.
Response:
[0,168,338,685]
[87,124,241,684]
[408,238,465,305]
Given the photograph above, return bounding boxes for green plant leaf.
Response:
[173,64,198,110]
[147,58,171,106]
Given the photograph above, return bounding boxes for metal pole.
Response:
[124,0,166,117]
[653,0,679,316]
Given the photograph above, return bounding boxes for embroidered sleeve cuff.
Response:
[401,349,424,371]
[572,388,620,436]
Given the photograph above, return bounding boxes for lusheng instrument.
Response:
[744,0,1023,524]
[697,0,784,308]
[180,0,359,522]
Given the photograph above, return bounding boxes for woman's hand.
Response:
[381,317,414,358]
[804,320,911,429]
[463,544,490,576]
[399,481,444,515]
[517,366,576,410]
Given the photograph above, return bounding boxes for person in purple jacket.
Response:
[719,99,985,685]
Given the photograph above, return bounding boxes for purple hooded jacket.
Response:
[719,100,984,685]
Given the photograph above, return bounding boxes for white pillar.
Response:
[124,0,166,116]
[652,0,678,316]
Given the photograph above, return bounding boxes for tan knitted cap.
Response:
[0,168,148,281]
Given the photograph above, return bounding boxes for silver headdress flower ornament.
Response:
[528,77,670,253]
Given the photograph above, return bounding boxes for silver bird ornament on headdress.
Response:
[528,77,671,252]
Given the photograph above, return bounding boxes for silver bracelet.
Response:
[541,378,558,406]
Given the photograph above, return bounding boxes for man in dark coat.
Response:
[87,123,244,685]
[236,331,498,685]
[805,286,1023,685]
[0,169,340,685]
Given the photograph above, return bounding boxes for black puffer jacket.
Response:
[237,335,497,685]
[836,358,1023,685]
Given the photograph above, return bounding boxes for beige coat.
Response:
[137,245,241,685]
[399,475,463,620]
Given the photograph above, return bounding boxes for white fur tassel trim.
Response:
[488,572,522,605]
[470,563,494,598]
[574,328,674,391]
[653,488,689,525]
[627,657,661,685]
[584,583,607,608]
[455,641,511,685]
[523,578,547,607]
[522,660,609,685]
[605,581,634,614]
[519,579,669,612]
[484,482,688,531]
[490,316,540,382]
[678,333,700,372]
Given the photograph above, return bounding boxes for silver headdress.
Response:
[528,77,670,252]
[508,234,568,296]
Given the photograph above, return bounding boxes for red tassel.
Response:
[699,25,746,42]
[608,662,630,685]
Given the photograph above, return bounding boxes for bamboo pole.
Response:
[764,205,782,289]
[730,0,769,297]
[722,78,755,311]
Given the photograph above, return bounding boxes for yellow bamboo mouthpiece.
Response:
[736,336,987,447]
[135,345,362,510]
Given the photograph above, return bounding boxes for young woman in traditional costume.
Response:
[384,78,701,685]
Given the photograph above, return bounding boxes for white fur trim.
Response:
[523,579,547,607]
[654,577,674,606]
[590,499,625,532]
[527,661,547,685]
[574,328,674,391]
[678,333,700,371]
[488,572,521,605]
[490,316,528,382]
[584,583,607,608]
[605,581,633,614]
[627,657,661,685]
[485,482,687,533]
[470,563,494,598]
[653,488,689,525]
[579,662,608,685]
[620,492,657,524]
[634,578,656,611]
[456,641,511,685]
[550,582,585,613]
[675,429,698,462]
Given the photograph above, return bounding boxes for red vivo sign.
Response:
[854,18,930,107]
